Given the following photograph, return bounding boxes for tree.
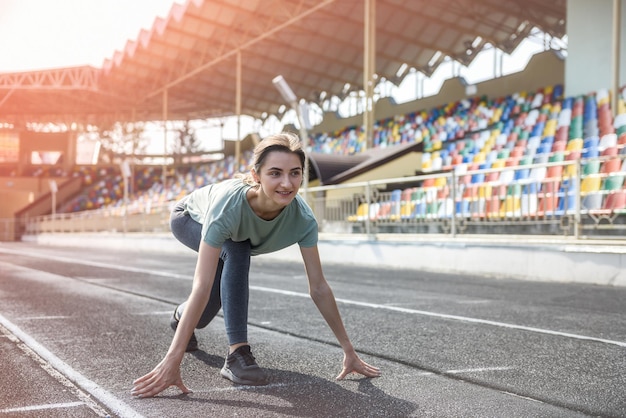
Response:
[95,122,148,164]
[171,120,201,165]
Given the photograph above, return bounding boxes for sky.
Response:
[0,0,179,72]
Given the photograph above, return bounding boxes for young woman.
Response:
[131,132,380,397]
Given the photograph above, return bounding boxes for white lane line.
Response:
[0,314,144,418]
[456,300,492,305]
[21,316,71,320]
[1,401,85,413]
[418,366,513,377]
[196,382,290,393]
[0,247,190,280]
[502,391,543,403]
[249,286,626,348]
[3,247,625,349]
[134,310,172,316]
[445,366,513,374]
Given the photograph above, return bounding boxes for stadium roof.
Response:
[0,0,566,127]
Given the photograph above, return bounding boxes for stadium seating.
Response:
[338,84,626,226]
[62,151,253,214]
[59,81,625,238]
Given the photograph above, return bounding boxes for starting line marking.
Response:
[0,314,143,418]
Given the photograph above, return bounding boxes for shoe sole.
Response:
[220,367,268,386]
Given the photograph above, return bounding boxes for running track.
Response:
[1,241,624,417]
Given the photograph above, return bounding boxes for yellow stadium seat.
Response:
[500,195,521,217]
[566,138,583,152]
[491,159,506,169]
[472,152,484,164]
[543,119,557,136]
[478,184,492,199]
[618,98,626,115]
[564,163,578,178]
[581,175,602,193]
[434,176,447,188]
[347,203,368,222]
[400,201,414,219]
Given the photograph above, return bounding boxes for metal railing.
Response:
[306,156,626,239]
[14,155,626,241]
[19,206,172,237]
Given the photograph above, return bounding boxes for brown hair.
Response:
[239,132,305,185]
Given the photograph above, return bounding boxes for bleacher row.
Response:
[348,153,625,224]
[344,85,626,223]
[72,152,253,215]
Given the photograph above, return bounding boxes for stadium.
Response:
[1,0,624,281]
[1,1,626,417]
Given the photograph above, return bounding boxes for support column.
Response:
[363,0,376,151]
[565,0,625,97]
[162,89,168,187]
[130,107,136,195]
[236,50,242,170]
[612,0,622,113]
[65,127,77,173]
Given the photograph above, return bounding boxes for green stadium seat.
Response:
[602,175,625,191]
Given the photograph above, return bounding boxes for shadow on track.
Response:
[154,350,419,417]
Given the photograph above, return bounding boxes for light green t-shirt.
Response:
[184,178,318,256]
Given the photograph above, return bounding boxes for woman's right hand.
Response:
[131,355,191,398]
[132,244,221,398]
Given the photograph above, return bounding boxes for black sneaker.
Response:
[169,309,199,352]
[220,345,269,386]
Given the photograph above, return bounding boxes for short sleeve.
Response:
[202,220,231,248]
[298,215,318,248]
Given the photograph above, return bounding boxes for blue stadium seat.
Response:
[537,142,552,154]
[455,199,471,217]
[555,179,578,215]
[471,171,485,183]
[514,167,530,181]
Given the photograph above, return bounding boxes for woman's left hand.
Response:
[336,351,381,380]
[131,356,191,398]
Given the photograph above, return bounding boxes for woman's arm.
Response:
[131,242,222,397]
[299,245,381,380]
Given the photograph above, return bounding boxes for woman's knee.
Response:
[170,215,202,252]
[221,239,252,262]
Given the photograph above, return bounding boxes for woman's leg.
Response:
[169,196,201,252]
[169,199,251,340]
[169,196,222,328]
[217,239,268,386]
[219,239,251,345]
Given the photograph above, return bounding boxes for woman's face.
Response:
[255,151,303,207]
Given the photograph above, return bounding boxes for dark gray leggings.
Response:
[170,196,250,345]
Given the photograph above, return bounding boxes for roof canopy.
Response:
[0,0,566,127]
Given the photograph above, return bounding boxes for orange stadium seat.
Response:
[601,158,621,174]
[604,190,626,212]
